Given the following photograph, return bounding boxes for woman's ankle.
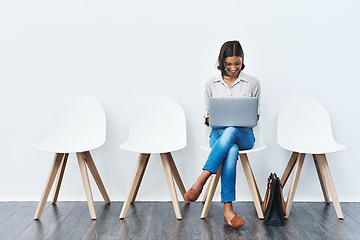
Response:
[191,182,203,192]
[193,170,212,191]
[223,202,236,218]
[223,202,233,210]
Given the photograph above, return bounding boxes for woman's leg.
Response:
[220,128,253,228]
[190,127,253,193]
[203,127,239,174]
[220,144,239,203]
[192,127,239,192]
[185,127,254,203]
[221,144,240,222]
[234,128,255,150]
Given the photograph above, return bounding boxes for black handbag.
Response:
[262,173,286,226]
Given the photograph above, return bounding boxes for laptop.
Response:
[209,97,258,128]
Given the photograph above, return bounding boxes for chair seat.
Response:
[280,141,345,154]
[34,96,106,154]
[201,143,266,154]
[34,139,104,153]
[120,141,186,154]
[277,97,346,155]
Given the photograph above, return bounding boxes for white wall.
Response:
[1,0,359,202]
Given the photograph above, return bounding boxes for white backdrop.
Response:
[1,0,359,202]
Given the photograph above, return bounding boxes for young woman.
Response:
[184,40,260,228]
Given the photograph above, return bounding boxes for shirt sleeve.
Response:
[252,79,261,116]
[204,81,211,120]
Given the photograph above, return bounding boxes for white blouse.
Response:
[204,71,261,119]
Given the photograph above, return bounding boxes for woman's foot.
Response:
[223,213,245,228]
[184,170,212,202]
[184,185,202,202]
[223,202,245,228]
[184,181,204,202]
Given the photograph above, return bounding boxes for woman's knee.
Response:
[224,126,237,134]
[220,127,238,141]
[241,136,255,150]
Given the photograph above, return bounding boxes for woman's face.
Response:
[224,56,242,77]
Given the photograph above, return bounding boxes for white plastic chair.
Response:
[200,123,266,219]
[119,97,189,220]
[34,96,110,220]
[277,96,345,219]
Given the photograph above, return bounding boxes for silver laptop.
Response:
[209,97,258,128]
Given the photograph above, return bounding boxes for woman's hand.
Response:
[206,117,209,126]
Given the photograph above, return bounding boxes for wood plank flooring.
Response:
[0,201,359,239]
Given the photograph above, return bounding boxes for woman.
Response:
[184,40,260,228]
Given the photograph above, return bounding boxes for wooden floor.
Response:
[1,201,360,240]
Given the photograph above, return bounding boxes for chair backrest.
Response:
[121,97,187,153]
[40,96,106,152]
[277,96,344,153]
[201,123,266,153]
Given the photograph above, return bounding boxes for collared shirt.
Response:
[204,71,261,119]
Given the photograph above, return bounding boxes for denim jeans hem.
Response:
[221,198,235,203]
[202,167,217,174]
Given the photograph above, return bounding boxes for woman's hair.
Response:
[217,40,245,76]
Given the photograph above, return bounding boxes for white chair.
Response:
[119,97,189,220]
[200,123,266,219]
[278,96,345,219]
[34,96,110,220]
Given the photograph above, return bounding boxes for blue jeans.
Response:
[203,127,255,203]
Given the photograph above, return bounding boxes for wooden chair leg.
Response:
[285,153,305,218]
[239,154,264,219]
[83,151,110,203]
[165,152,190,203]
[202,174,214,203]
[281,152,298,187]
[131,169,145,203]
[160,153,182,220]
[34,153,64,219]
[201,166,221,219]
[248,158,263,204]
[131,154,150,203]
[316,154,344,219]
[119,153,150,219]
[312,154,330,203]
[77,152,96,219]
[52,153,69,203]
